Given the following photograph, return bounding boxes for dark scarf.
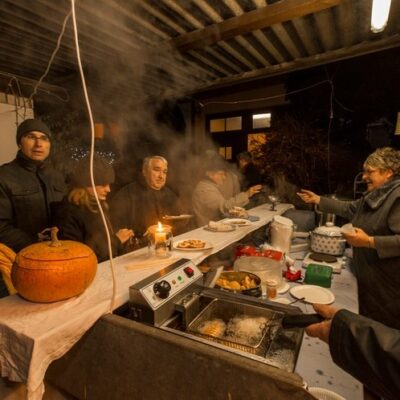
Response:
[364,176,400,209]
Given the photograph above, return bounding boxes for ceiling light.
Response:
[371,0,392,33]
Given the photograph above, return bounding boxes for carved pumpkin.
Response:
[11,228,97,303]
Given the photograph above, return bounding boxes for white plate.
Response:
[289,285,335,304]
[163,214,193,221]
[224,218,251,227]
[308,387,345,400]
[204,225,236,232]
[173,239,213,251]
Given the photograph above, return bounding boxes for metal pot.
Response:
[215,271,262,297]
[310,223,346,256]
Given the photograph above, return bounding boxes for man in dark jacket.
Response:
[111,156,180,238]
[306,303,400,400]
[0,119,66,252]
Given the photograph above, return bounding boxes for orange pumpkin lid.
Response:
[16,228,95,262]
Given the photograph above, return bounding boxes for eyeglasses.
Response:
[23,133,50,142]
[363,168,379,176]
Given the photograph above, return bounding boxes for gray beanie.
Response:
[16,119,52,144]
[69,155,115,187]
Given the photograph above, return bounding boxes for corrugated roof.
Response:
[0,0,399,96]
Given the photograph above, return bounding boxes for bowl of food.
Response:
[215,271,262,297]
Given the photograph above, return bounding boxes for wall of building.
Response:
[0,93,33,165]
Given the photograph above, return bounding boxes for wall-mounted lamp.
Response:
[371,0,392,33]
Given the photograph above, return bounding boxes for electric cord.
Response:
[29,10,72,102]
[71,0,118,313]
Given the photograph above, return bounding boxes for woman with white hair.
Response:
[297,147,400,329]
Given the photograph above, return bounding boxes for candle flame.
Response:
[157,222,163,232]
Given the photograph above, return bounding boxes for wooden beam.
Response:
[172,0,344,51]
[193,34,400,92]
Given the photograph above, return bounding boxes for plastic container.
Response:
[269,215,294,253]
[304,264,333,288]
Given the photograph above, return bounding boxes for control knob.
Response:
[153,280,171,299]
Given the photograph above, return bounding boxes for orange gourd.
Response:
[11,228,97,303]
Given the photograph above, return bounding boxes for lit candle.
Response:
[154,222,166,243]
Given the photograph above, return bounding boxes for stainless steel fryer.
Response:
[128,258,304,373]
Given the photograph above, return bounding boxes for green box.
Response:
[304,263,333,288]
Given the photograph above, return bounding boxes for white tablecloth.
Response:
[0,203,292,400]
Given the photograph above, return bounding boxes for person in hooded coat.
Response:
[53,155,134,262]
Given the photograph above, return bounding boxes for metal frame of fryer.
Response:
[129,258,203,326]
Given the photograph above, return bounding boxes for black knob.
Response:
[153,280,171,299]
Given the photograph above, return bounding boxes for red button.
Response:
[183,266,194,278]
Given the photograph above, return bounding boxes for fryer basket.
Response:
[186,298,283,356]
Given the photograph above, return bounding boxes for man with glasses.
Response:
[0,118,66,253]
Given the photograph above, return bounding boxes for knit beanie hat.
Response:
[16,119,52,144]
[69,155,115,187]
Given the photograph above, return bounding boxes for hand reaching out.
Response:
[116,228,134,244]
[246,184,262,198]
[297,189,321,205]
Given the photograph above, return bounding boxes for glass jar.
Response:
[266,280,278,299]
[146,223,173,258]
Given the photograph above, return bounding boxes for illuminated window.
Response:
[252,113,271,129]
[210,119,225,132]
[226,116,242,131]
[219,147,232,160]
[210,116,242,132]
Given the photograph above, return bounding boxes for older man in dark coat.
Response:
[111,156,180,238]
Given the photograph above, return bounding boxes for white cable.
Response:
[0,71,70,102]
[70,0,118,313]
[29,10,71,102]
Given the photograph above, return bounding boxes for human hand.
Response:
[342,227,372,248]
[297,189,320,205]
[305,304,339,344]
[116,228,134,244]
[246,184,262,197]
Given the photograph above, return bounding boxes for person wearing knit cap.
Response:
[53,155,134,262]
[16,118,52,146]
[192,155,262,226]
[0,118,66,257]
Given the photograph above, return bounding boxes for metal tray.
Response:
[186,298,282,355]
